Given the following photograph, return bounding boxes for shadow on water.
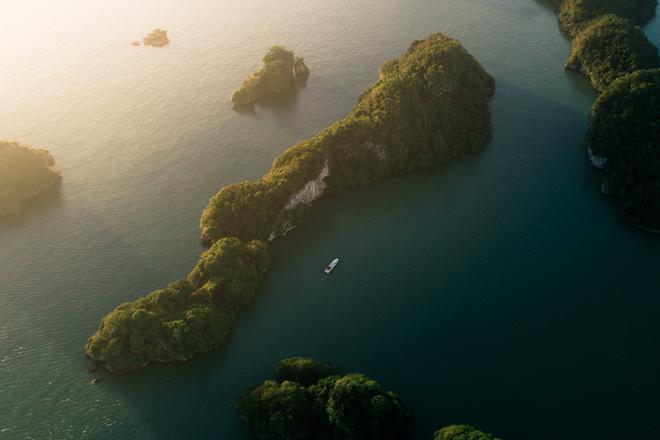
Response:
[0,182,63,234]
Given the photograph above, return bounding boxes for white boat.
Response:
[324,258,339,274]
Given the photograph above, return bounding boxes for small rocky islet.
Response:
[133,28,169,48]
[230,46,310,106]
[0,140,60,217]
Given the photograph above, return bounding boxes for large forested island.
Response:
[0,141,60,216]
[86,33,495,373]
[546,0,660,231]
[236,357,500,440]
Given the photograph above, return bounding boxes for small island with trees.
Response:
[0,140,60,216]
[544,0,660,231]
[236,357,500,440]
[86,33,494,373]
[142,29,169,47]
[231,46,309,106]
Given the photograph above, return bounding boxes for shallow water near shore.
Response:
[2,0,660,438]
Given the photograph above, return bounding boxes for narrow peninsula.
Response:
[0,140,60,216]
[545,0,660,231]
[85,33,494,373]
[231,46,307,106]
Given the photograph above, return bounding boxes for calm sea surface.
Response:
[2,0,660,438]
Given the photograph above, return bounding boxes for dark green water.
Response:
[2,0,660,438]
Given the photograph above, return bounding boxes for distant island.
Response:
[86,33,494,373]
[230,46,309,106]
[0,141,60,216]
[142,29,169,47]
[545,0,660,231]
[236,357,500,440]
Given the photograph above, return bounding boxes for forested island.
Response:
[0,141,60,216]
[86,33,494,373]
[230,46,307,106]
[546,0,660,231]
[237,357,499,440]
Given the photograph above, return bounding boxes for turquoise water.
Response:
[2,0,660,438]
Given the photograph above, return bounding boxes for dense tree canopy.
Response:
[202,33,494,244]
[556,0,657,36]
[590,69,660,230]
[231,46,297,106]
[433,425,501,440]
[237,358,411,440]
[566,14,658,90]
[544,0,660,231]
[0,140,60,216]
[85,238,270,373]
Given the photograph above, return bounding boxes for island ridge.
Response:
[85,33,495,373]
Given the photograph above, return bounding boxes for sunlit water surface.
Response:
[2,0,660,438]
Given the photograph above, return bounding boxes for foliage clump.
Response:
[202,33,495,243]
[0,140,60,216]
[589,68,660,230]
[237,358,411,439]
[231,46,297,106]
[85,238,270,373]
[433,424,501,440]
[556,0,657,36]
[566,14,658,91]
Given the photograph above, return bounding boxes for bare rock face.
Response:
[143,29,169,47]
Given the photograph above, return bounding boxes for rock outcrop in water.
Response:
[142,29,169,47]
[0,141,60,216]
[230,46,300,106]
[293,56,310,82]
[86,33,494,373]
[543,0,660,231]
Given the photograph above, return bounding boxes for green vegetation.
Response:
[87,33,494,373]
[203,33,494,244]
[143,28,169,47]
[237,358,411,439]
[85,238,270,373]
[0,140,60,216]
[542,0,660,230]
[433,425,500,440]
[556,0,657,36]
[589,69,660,230]
[566,14,658,91]
[231,46,298,106]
